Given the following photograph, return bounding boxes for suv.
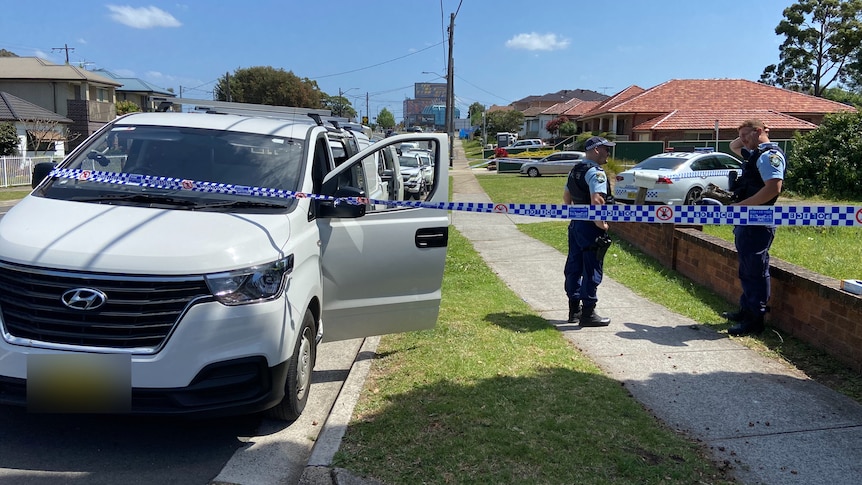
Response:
[508,139,545,149]
[399,151,433,199]
[0,111,449,420]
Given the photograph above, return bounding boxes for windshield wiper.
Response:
[192,200,290,210]
[69,193,200,207]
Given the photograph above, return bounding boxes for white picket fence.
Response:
[1,155,63,188]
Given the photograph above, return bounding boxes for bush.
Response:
[787,111,862,199]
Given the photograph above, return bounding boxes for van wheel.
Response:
[266,309,316,421]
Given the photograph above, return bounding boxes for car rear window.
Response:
[633,157,686,170]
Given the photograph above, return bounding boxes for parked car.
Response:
[519,151,587,177]
[507,139,545,149]
[613,148,743,205]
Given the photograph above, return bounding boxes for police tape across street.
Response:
[53,167,862,227]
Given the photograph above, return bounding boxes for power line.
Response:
[309,42,444,80]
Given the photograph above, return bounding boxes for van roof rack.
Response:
[148,96,345,125]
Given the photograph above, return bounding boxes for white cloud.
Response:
[505,33,569,51]
[77,38,87,45]
[107,5,182,29]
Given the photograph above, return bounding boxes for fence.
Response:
[1,156,62,188]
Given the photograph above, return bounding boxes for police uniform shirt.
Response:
[565,161,608,204]
[755,142,785,182]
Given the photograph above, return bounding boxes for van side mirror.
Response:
[32,162,57,188]
[318,186,367,219]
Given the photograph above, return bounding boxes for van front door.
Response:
[317,134,449,341]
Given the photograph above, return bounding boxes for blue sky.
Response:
[2,0,792,121]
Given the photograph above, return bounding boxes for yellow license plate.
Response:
[27,353,131,413]
[626,191,638,199]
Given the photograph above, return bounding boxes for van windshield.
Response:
[39,124,306,210]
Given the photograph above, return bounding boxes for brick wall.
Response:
[611,222,862,372]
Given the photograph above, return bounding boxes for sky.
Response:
[1,0,794,122]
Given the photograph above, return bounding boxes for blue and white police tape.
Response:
[50,168,862,227]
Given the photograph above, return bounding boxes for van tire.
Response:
[266,309,316,421]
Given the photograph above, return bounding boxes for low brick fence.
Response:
[610,222,862,373]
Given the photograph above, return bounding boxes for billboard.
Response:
[415,83,447,101]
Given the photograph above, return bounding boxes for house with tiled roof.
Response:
[532,99,604,140]
[92,69,176,112]
[1,91,73,157]
[516,89,610,138]
[0,57,121,150]
[576,79,855,143]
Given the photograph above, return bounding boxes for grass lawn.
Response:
[475,173,862,404]
[0,189,30,201]
[333,229,733,484]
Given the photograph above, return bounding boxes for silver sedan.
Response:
[519,151,587,177]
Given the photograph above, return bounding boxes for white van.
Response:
[0,112,449,420]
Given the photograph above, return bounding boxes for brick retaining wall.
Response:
[610,222,862,372]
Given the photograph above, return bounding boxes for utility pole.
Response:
[225,72,231,102]
[446,12,455,168]
[52,44,74,64]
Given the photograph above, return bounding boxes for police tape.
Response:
[50,168,862,227]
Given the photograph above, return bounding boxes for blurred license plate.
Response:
[27,353,131,413]
[626,191,638,199]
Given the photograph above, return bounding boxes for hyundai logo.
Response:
[61,288,108,310]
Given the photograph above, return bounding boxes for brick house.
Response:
[575,79,856,143]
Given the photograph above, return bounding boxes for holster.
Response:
[591,233,613,261]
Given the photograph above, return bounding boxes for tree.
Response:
[486,110,524,136]
[376,108,396,130]
[20,119,79,156]
[467,102,485,127]
[786,111,862,199]
[116,100,141,116]
[214,66,323,108]
[545,116,569,136]
[321,94,357,119]
[822,86,862,107]
[0,122,19,155]
[760,0,862,96]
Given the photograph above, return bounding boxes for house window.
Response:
[96,88,109,102]
[682,131,715,141]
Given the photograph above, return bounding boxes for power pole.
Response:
[52,44,74,64]
[446,12,455,167]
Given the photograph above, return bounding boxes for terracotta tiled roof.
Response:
[632,109,818,131]
[583,85,646,116]
[542,98,602,117]
[522,106,546,116]
[605,79,855,114]
[563,100,601,117]
[487,104,513,113]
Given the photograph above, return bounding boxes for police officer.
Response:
[725,120,785,336]
[563,136,614,326]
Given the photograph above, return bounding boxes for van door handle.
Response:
[415,227,448,248]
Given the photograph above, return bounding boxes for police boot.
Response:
[580,306,610,327]
[728,313,765,337]
[721,308,746,322]
[567,300,581,323]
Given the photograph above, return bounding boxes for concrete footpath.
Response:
[302,139,862,485]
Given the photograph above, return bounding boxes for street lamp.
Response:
[422,70,454,167]
[337,87,359,118]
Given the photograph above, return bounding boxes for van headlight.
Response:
[205,255,294,305]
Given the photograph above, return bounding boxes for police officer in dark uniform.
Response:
[563,136,614,327]
[725,120,785,336]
